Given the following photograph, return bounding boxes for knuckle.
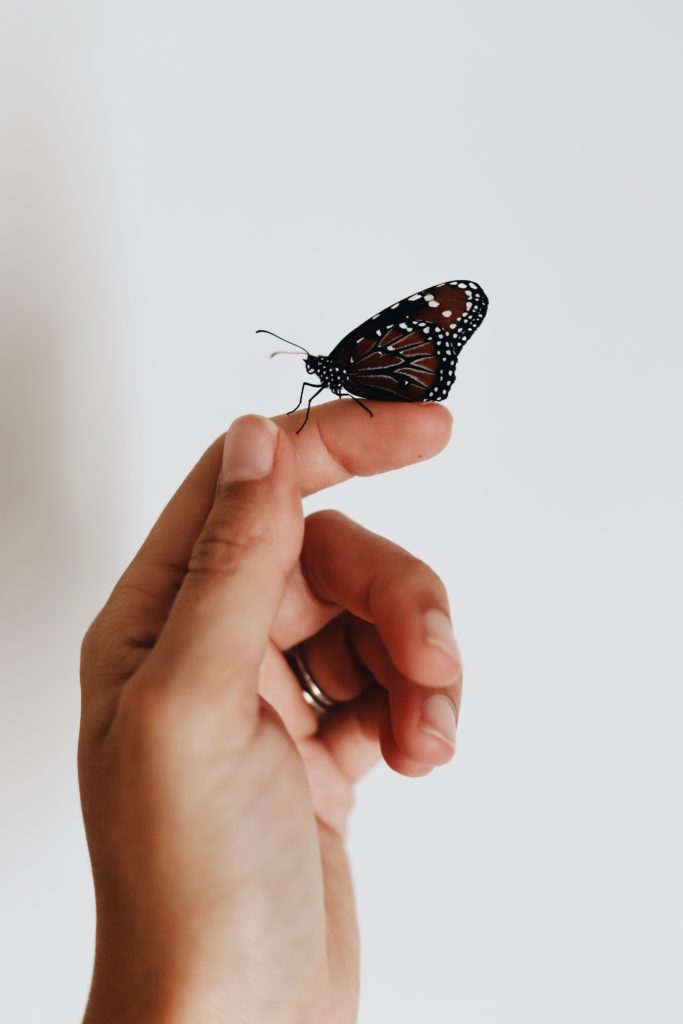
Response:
[80,615,100,663]
[451,659,464,692]
[370,550,443,611]
[116,679,174,737]
[80,602,141,685]
[80,612,115,679]
[117,675,255,756]
[189,507,267,576]
[305,508,349,534]
[302,510,352,602]
[114,683,193,765]
[404,552,437,583]
[404,555,449,603]
[444,661,464,716]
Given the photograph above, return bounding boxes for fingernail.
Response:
[221,416,278,482]
[423,608,460,662]
[419,694,457,750]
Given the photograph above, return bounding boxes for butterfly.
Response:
[258,279,488,433]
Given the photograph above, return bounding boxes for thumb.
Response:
[140,415,303,734]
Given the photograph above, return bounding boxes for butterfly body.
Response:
[304,354,349,397]
[261,279,488,431]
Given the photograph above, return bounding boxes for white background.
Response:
[1,1,682,1021]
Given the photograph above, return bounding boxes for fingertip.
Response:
[415,402,454,448]
[379,708,437,777]
[366,401,453,456]
[220,415,279,484]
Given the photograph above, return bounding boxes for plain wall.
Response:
[1,1,681,1021]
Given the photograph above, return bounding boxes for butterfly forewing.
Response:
[329,281,487,402]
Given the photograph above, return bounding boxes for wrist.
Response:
[84,981,220,1024]
[83,947,219,1024]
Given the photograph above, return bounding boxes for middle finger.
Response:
[273,510,462,689]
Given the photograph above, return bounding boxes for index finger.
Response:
[109,400,452,639]
[280,398,452,497]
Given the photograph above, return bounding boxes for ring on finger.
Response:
[285,643,339,714]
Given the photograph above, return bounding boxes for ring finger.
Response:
[266,610,459,776]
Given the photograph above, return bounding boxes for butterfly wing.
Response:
[330,325,439,401]
[329,281,488,402]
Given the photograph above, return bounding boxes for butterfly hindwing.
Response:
[338,324,438,401]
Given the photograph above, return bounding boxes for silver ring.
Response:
[287,643,338,713]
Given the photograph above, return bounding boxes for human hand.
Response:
[79,401,461,1024]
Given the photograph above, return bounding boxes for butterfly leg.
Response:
[287,381,319,416]
[348,395,374,418]
[295,385,326,434]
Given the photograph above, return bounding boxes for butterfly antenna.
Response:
[256,329,310,357]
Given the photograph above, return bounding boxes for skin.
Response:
[79,399,462,1024]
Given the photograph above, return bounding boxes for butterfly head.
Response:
[304,354,322,378]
